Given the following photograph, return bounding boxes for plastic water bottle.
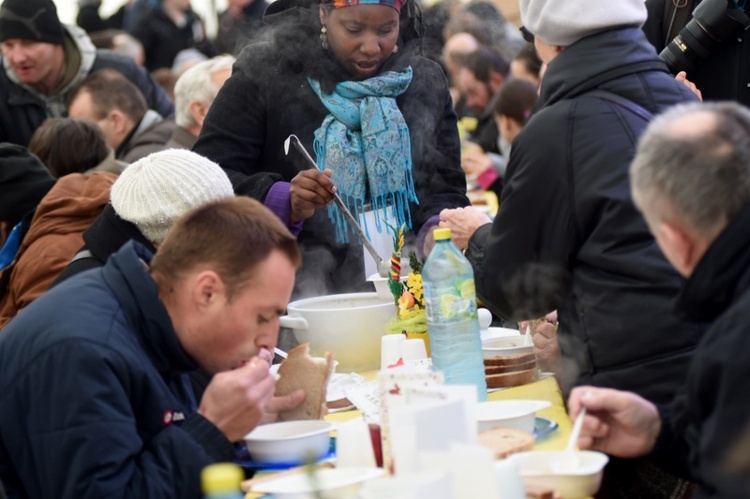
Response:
[201,463,244,499]
[422,228,488,401]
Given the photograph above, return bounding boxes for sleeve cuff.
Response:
[416,215,440,257]
[181,413,236,462]
[264,182,303,236]
[476,168,500,191]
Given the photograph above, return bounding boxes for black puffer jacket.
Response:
[194,0,468,295]
[467,27,702,404]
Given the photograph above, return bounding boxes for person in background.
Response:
[214,0,270,56]
[53,149,235,287]
[130,0,214,71]
[77,0,127,33]
[509,42,541,88]
[570,101,750,499]
[0,118,123,328]
[169,55,235,150]
[193,0,469,296]
[0,144,55,262]
[456,45,509,154]
[0,0,173,147]
[0,197,305,498]
[441,31,480,105]
[442,1,523,63]
[28,117,126,178]
[68,69,176,162]
[460,78,538,198]
[89,29,146,67]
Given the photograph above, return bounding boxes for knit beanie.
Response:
[519,0,647,47]
[110,149,234,244]
[0,0,65,45]
[0,144,56,226]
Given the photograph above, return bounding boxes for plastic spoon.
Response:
[274,347,288,359]
[553,406,587,473]
[283,135,390,278]
[523,325,532,346]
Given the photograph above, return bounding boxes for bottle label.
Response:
[423,278,478,323]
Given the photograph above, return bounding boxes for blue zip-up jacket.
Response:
[0,242,234,498]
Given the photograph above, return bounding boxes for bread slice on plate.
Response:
[484,360,537,375]
[274,343,334,421]
[485,368,539,389]
[484,352,536,367]
[476,427,535,459]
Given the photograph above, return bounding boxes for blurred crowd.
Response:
[1,0,750,497]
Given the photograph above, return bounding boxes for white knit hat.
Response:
[519,0,647,47]
[111,149,234,244]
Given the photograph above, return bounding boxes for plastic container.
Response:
[422,228,488,401]
[201,463,244,499]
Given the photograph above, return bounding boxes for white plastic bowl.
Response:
[367,273,407,301]
[476,400,552,433]
[482,335,534,358]
[251,467,386,498]
[244,420,333,464]
[508,450,609,498]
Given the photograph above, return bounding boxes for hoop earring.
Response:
[392,44,398,54]
[320,25,329,50]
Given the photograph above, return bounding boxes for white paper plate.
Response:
[480,327,520,342]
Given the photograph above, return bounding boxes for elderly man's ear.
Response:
[655,220,700,277]
[189,100,210,127]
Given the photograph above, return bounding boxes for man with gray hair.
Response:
[168,55,235,150]
[569,102,750,498]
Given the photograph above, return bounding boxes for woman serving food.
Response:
[193,0,469,296]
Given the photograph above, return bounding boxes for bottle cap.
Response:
[201,463,243,494]
[433,228,451,241]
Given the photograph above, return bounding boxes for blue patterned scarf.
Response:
[309,66,418,244]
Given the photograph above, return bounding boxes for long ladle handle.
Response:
[288,136,384,266]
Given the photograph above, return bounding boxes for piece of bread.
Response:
[485,360,537,375]
[484,352,536,367]
[485,368,539,389]
[274,343,334,421]
[476,427,535,459]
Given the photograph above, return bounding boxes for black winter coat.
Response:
[467,27,702,404]
[643,0,750,106]
[656,201,750,498]
[194,0,469,295]
[130,8,213,71]
[0,242,233,498]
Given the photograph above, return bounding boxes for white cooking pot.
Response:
[279,293,395,372]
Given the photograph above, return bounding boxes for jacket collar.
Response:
[677,200,750,323]
[538,27,670,109]
[100,241,197,377]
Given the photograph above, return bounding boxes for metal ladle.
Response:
[284,134,391,278]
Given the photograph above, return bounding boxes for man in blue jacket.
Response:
[0,197,305,498]
[0,0,173,147]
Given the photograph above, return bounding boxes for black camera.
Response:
[660,0,750,73]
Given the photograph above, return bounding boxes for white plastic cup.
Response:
[401,338,428,361]
[381,334,405,370]
[336,419,377,469]
[495,457,525,499]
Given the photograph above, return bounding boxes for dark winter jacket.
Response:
[643,0,750,106]
[654,201,750,498]
[193,0,469,295]
[0,242,233,498]
[467,27,702,404]
[130,8,213,71]
[118,112,175,163]
[0,25,174,147]
[52,203,154,285]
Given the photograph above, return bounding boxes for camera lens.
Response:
[660,0,750,73]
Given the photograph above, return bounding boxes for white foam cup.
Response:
[401,338,427,361]
[381,334,405,370]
